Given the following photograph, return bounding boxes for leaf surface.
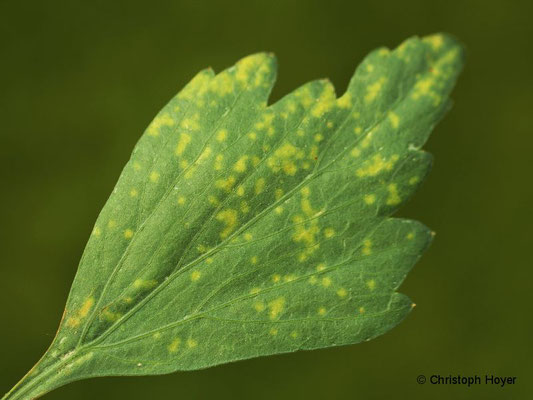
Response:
[3,33,463,400]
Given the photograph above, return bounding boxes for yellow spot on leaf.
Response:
[216,176,236,192]
[175,133,191,156]
[168,338,181,353]
[150,171,160,182]
[268,297,285,320]
[356,154,398,177]
[191,271,201,281]
[324,228,335,238]
[367,279,376,290]
[124,229,134,239]
[254,301,265,312]
[214,154,224,170]
[269,328,278,336]
[148,113,174,137]
[322,277,332,287]
[386,183,401,205]
[216,209,238,238]
[233,156,249,172]
[129,188,138,197]
[255,178,265,194]
[251,256,258,264]
[337,288,348,298]
[337,93,352,109]
[364,194,376,205]
[216,129,228,142]
[318,307,327,315]
[424,34,444,50]
[177,196,186,205]
[133,279,157,290]
[388,111,400,129]
[365,77,386,103]
[272,274,281,283]
[187,338,198,348]
[362,239,372,255]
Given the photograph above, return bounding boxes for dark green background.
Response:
[1,1,531,399]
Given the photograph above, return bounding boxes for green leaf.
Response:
[3,33,463,400]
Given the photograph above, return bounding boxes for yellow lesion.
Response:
[215,176,236,192]
[269,328,278,336]
[133,279,158,290]
[149,171,160,182]
[177,196,186,205]
[100,308,121,322]
[321,277,332,287]
[250,256,258,264]
[233,156,249,172]
[365,77,386,103]
[124,229,134,239]
[210,72,234,96]
[318,307,327,316]
[388,111,400,129]
[337,288,348,298]
[216,209,238,239]
[356,154,399,177]
[92,227,101,237]
[129,188,138,197]
[214,154,224,170]
[168,338,181,353]
[240,201,250,214]
[180,113,200,131]
[147,113,174,137]
[190,271,201,281]
[362,239,372,255]
[267,142,305,176]
[367,279,376,290]
[407,232,415,240]
[272,274,281,283]
[268,297,285,320]
[337,93,352,109]
[364,194,376,205]
[216,129,228,142]
[324,228,335,238]
[254,178,265,194]
[386,183,401,205]
[423,34,444,50]
[254,301,265,312]
[66,296,95,328]
[311,84,335,117]
[187,338,198,348]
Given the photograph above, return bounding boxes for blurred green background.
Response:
[1,0,531,399]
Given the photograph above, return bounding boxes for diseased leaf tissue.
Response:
[3,34,463,400]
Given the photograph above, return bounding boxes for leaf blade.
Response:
[3,33,464,399]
